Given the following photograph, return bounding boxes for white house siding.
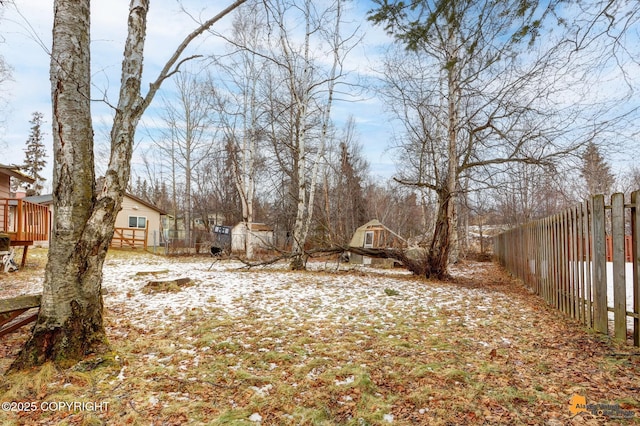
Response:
[115,195,164,249]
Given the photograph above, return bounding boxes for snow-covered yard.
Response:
[1,250,639,425]
[101,255,514,333]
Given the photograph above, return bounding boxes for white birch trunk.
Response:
[287,0,312,269]
[299,0,343,254]
[13,0,247,369]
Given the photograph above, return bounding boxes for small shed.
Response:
[348,219,406,265]
[231,222,274,253]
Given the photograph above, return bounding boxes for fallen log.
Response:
[235,245,431,277]
[344,246,429,276]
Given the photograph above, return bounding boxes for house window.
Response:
[129,216,147,229]
[364,231,374,248]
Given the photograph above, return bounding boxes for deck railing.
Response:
[0,198,50,242]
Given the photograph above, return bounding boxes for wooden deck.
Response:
[0,198,50,266]
[0,290,106,338]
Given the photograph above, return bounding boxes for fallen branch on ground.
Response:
[234,245,431,277]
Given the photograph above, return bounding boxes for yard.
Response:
[1,249,639,425]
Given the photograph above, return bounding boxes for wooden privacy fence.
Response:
[494,192,640,346]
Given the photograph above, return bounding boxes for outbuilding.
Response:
[231,222,274,253]
[348,219,406,266]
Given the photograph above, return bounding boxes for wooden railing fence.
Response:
[494,192,640,347]
[111,227,148,249]
[0,198,50,242]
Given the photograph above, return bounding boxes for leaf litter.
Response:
[0,248,638,425]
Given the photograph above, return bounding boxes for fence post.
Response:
[591,194,608,334]
[540,218,546,301]
[583,199,593,328]
[16,199,24,241]
[611,193,627,341]
[631,191,640,346]
[571,205,580,320]
[552,213,560,309]
[561,209,569,315]
[576,204,585,324]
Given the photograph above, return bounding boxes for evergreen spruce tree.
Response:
[22,111,48,196]
[580,141,615,196]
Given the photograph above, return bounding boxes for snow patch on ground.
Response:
[2,254,517,346]
[97,256,511,335]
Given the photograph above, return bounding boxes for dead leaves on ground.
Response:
[1,259,639,425]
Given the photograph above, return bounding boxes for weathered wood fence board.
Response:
[494,192,640,346]
[592,194,608,334]
[632,192,640,346]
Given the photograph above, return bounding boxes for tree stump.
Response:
[143,277,193,293]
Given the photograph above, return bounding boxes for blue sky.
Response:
[0,0,397,191]
[3,1,637,195]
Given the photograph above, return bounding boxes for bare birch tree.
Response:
[12,0,246,370]
[154,71,219,248]
[370,0,615,278]
[263,0,357,269]
[212,2,269,259]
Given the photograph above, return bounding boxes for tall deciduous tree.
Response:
[263,0,357,269]
[155,71,219,248]
[213,1,269,259]
[12,0,246,370]
[369,0,606,278]
[22,111,48,195]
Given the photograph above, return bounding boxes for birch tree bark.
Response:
[214,3,268,260]
[370,0,604,279]
[11,0,108,368]
[264,0,356,270]
[12,0,246,370]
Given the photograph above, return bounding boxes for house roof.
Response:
[0,164,35,184]
[23,194,53,205]
[124,192,168,215]
[25,192,168,215]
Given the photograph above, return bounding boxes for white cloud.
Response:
[0,0,395,184]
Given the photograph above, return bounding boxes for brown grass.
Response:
[0,253,638,425]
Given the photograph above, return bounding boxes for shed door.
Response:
[364,231,374,248]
